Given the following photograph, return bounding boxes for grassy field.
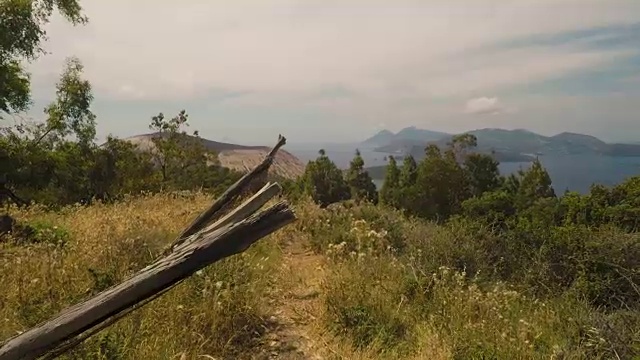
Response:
[1,194,638,359]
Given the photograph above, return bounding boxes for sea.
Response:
[287,145,640,194]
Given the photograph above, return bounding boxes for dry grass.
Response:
[0,193,285,359]
[292,200,640,360]
[1,195,638,359]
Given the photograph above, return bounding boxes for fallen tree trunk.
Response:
[0,135,295,360]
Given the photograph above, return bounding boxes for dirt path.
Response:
[254,240,328,360]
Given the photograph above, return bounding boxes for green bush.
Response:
[28,220,71,246]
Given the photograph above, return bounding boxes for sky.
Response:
[24,0,640,145]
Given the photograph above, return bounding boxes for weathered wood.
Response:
[172,134,287,246]
[0,202,295,360]
[199,182,282,238]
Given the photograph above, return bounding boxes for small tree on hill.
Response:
[91,136,161,199]
[345,149,378,204]
[516,158,555,209]
[464,152,502,197]
[449,133,478,162]
[301,149,350,207]
[412,144,470,220]
[399,155,417,188]
[397,154,419,211]
[39,57,96,147]
[148,110,217,189]
[380,155,400,207]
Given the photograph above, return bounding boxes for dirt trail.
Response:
[254,240,328,360]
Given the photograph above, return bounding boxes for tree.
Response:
[39,57,96,146]
[602,176,640,231]
[464,153,501,197]
[516,158,555,210]
[560,191,589,226]
[412,144,470,220]
[503,172,521,195]
[148,110,217,189]
[0,0,87,116]
[449,133,478,162]
[399,155,417,188]
[380,155,400,207]
[301,149,350,207]
[395,155,418,213]
[461,190,516,227]
[89,136,161,200]
[345,149,378,204]
[0,57,97,205]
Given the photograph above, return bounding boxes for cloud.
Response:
[21,0,640,143]
[117,84,146,100]
[464,97,504,115]
[622,75,640,83]
[27,0,640,103]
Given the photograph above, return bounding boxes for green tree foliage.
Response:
[301,149,350,208]
[461,190,516,227]
[379,155,400,207]
[558,178,640,231]
[40,57,96,146]
[0,57,241,207]
[464,153,501,196]
[514,158,556,210]
[147,110,226,190]
[448,132,478,162]
[0,57,98,204]
[394,134,491,221]
[399,155,417,188]
[412,144,470,220]
[603,176,640,231]
[395,155,419,211]
[91,136,161,199]
[0,0,86,116]
[345,149,377,204]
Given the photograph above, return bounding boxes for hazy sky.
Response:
[25,0,640,145]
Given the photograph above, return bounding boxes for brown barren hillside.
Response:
[120,133,306,179]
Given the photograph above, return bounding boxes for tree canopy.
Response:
[1,0,87,116]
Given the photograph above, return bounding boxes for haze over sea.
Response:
[288,145,640,194]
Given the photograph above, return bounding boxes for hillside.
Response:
[371,127,640,161]
[362,127,450,147]
[361,129,395,146]
[121,132,306,179]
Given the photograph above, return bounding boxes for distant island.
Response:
[345,126,640,194]
[363,127,640,162]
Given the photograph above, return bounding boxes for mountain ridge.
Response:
[366,127,640,161]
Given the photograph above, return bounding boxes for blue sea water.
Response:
[498,155,640,194]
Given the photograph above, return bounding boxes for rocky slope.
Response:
[121,133,306,179]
